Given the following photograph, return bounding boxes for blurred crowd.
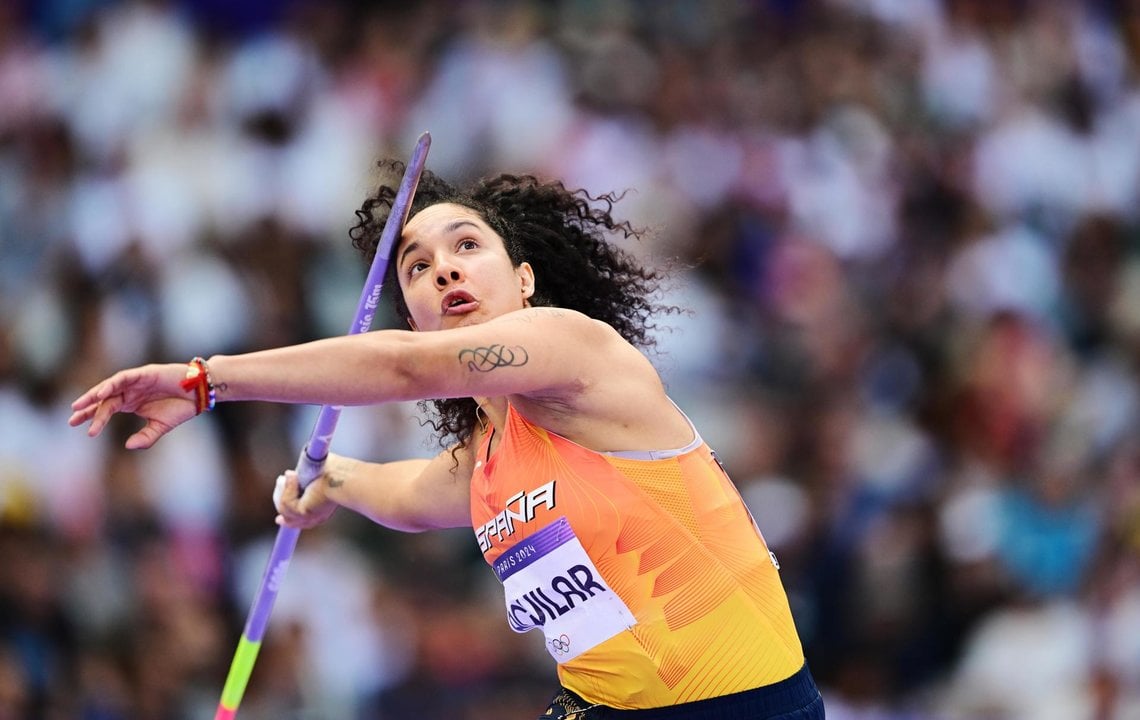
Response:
[2,0,1140,718]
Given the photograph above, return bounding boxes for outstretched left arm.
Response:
[69,307,617,448]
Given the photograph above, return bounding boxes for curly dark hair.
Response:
[348,159,680,448]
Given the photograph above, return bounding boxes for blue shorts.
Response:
[539,663,825,719]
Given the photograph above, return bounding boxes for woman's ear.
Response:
[517,261,535,301]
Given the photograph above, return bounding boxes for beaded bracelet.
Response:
[178,356,216,415]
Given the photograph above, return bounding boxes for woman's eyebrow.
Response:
[444,219,479,234]
[398,240,421,268]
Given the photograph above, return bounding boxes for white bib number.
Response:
[494,517,636,662]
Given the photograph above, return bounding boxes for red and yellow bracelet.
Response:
[179,356,216,415]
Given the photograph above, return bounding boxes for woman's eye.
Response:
[460,239,478,250]
[408,261,428,276]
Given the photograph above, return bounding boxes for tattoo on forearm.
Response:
[326,474,345,488]
[458,344,530,373]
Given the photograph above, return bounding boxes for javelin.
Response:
[213,131,431,720]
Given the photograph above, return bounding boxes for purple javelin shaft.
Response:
[234,132,430,649]
[303,131,432,474]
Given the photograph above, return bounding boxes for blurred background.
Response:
[2,0,1140,718]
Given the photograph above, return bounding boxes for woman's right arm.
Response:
[275,444,475,533]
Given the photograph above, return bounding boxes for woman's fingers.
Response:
[71,370,128,411]
[67,403,97,428]
[88,396,122,437]
[68,383,118,431]
[274,471,305,525]
[125,418,172,450]
[69,384,104,413]
[69,371,136,435]
[274,470,335,529]
[70,365,198,448]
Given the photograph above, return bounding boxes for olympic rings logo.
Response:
[549,634,572,655]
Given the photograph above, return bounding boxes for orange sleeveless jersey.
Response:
[469,404,804,709]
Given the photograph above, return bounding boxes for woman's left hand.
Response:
[68,363,199,449]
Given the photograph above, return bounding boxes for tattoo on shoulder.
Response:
[458,344,530,373]
[512,307,567,324]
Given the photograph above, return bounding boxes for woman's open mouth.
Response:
[441,290,478,315]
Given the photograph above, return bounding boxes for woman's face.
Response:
[396,203,534,332]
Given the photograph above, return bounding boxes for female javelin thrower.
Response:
[70,163,825,719]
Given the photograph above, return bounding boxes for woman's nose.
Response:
[435,268,461,287]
